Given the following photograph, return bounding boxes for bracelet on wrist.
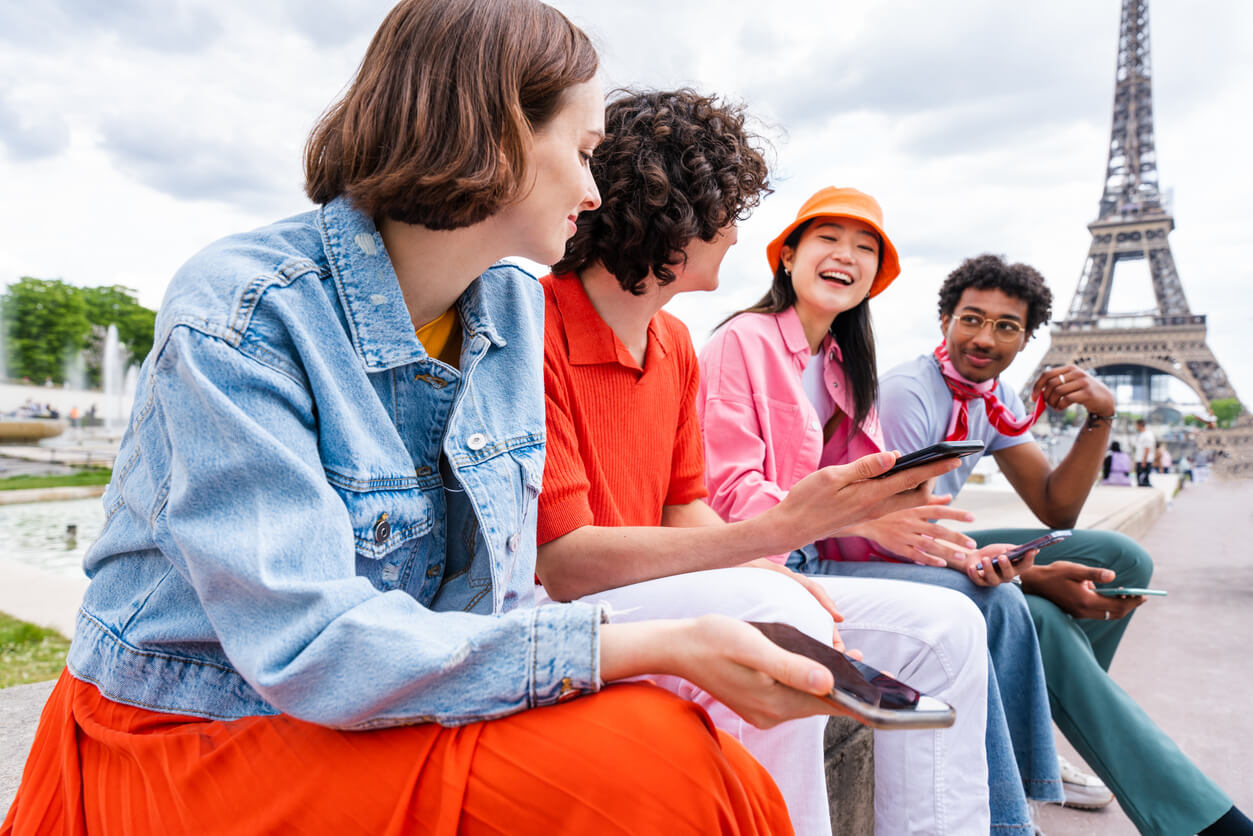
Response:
[1084,411,1115,431]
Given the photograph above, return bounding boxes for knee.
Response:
[931,590,987,664]
[1084,531,1154,586]
[1114,535,1153,586]
[713,568,836,643]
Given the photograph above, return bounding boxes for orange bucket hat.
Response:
[765,186,901,299]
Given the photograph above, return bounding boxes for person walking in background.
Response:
[1134,418,1156,486]
[1102,441,1132,486]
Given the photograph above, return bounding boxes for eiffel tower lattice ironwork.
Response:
[1025,0,1250,467]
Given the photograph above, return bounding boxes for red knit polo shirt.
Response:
[538,273,707,545]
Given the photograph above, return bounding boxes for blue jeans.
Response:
[789,547,1062,832]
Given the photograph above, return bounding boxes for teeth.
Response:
[819,271,854,285]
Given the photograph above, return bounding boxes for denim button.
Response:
[425,564,441,578]
[415,465,433,476]
[507,532,521,552]
[467,433,487,451]
[373,513,391,544]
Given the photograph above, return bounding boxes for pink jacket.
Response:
[696,308,884,562]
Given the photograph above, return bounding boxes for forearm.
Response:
[537,515,788,600]
[1039,418,1110,525]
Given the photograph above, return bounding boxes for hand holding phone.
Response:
[873,441,985,479]
[749,621,955,730]
[1000,530,1073,565]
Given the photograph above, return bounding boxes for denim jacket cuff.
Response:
[529,601,606,706]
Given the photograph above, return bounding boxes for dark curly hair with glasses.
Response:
[553,88,771,295]
[937,253,1054,335]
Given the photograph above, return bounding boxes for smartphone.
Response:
[1096,587,1168,597]
[874,440,985,479]
[750,622,956,730]
[1000,530,1073,565]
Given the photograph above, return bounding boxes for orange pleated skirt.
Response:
[2,670,792,835]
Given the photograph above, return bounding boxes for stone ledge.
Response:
[1,680,55,821]
[1,681,874,827]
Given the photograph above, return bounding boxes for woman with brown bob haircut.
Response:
[1,2,803,833]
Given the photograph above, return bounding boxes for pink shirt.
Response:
[697,308,884,562]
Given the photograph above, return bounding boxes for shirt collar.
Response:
[776,306,840,363]
[319,197,504,372]
[550,272,670,371]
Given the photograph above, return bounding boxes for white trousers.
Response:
[540,568,989,836]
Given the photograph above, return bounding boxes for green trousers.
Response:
[972,527,1232,836]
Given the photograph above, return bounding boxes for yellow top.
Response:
[415,308,462,369]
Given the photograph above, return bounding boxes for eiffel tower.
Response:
[1026,0,1251,475]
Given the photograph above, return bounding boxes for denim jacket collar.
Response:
[319,197,505,373]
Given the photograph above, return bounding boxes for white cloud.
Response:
[1,0,1250,405]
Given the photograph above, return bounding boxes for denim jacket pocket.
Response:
[333,479,436,592]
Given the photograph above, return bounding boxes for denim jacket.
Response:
[68,197,604,728]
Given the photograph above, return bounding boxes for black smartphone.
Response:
[873,440,985,479]
[1000,530,1072,565]
[749,622,955,730]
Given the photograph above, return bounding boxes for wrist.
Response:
[600,619,688,682]
[1084,409,1115,431]
[1016,563,1049,595]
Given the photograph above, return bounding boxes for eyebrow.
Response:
[958,305,1023,322]
[814,222,879,240]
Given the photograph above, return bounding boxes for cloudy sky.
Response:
[2,0,1250,401]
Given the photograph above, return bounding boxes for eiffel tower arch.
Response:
[1024,0,1251,476]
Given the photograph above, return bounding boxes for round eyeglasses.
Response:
[953,313,1025,343]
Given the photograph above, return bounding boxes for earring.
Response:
[784,268,791,278]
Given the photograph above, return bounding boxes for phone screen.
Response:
[874,440,985,479]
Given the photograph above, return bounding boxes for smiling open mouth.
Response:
[818,270,855,286]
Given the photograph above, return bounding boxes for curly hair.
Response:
[553,88,771,295]
[937,253,1054,335]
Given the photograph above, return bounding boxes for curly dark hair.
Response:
[937,253,1054,334]
[553,88,771,295]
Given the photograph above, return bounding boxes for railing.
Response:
[1053,312,1206,330]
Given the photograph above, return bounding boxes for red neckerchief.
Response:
[933,343,1045,441]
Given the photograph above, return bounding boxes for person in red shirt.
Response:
[536,88,992,836]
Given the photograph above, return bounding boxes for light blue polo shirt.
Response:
[878,353,1035,499]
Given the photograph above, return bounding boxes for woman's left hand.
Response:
[853,503,977,567]
[954,544,1037,587]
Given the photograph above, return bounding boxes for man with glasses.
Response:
[876,253,1248,835]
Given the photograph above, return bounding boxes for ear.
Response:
[939,313,951,339]
[780,244,796,275]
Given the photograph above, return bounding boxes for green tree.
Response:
[1210,397,1244,428]
[1,279,156,387]
[2,277,90,384]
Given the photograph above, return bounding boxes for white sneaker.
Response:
[1058,755,1114,809]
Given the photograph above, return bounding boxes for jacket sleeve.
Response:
[147,324,603,728]
[696,326,791,561]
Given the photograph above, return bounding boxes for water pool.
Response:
[0,497,103,580]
